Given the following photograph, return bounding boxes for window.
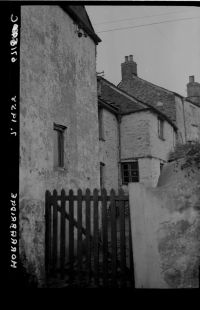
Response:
[100,162,105,189]
[121,161,139,185]
[160,162,164,173]
[158,117,164,140]
[98,109,104,140]
[54,123,66,168]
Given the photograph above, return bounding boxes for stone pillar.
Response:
[128,183,167,288]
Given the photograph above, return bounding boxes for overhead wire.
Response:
[96,16,200,34]
[94,9,198,26]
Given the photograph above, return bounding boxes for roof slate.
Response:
[118,76,177,123]
[98,76,177,130]
[98,76,147,114]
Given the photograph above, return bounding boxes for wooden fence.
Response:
[45,188,134,288]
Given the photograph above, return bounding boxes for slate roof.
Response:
[118,75,177,123]
[98,76,148,113]
[98,96,119,115]
[98,76,177,130]
[60,5,101,44]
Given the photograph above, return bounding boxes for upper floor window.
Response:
[54,123,66,168]
[121,161,139,185]
[160,162,164,173]
[98,109,104,141]
[158,117,164,140]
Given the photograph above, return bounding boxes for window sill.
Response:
[158,136,165,141]
[54,166,67,172]
[99,138,105,142]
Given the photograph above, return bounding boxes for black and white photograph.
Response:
[6,0,200,289]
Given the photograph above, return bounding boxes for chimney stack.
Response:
[121,54,137,81]
[187,75,200,107]
[129,55,133,62]
[189,75,195,83]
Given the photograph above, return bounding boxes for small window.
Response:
[54,123,66,168]
[98,109,104,140]
[100,162,105,189]
[158,117,164,140]
[160,162,164,173]
[121,161,139,185]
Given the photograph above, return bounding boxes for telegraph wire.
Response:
[142,7,178,52]
[94,9,197,26]
[97,16,200,34]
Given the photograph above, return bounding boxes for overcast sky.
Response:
[86,5,200,97]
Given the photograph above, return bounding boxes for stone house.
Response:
[118,55,200,144]
[19,5,101,285]
[97,55,200,190]
[98,76,177,189]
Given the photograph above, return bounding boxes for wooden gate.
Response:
[45,188,134,288]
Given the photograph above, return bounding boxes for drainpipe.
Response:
[117,113,122,190]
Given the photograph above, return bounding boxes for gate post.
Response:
[128,183,167,288]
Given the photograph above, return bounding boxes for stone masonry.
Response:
[20,5,100,286]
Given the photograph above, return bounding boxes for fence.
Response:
[45,188,134,288]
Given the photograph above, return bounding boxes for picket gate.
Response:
[45,188,135,288]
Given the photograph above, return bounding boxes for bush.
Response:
[168,141,200,169]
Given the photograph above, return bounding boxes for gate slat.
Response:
[119,189,126,287]
[52,189,58,274]
[102,188,108,287]
[93,188,99,286]
[77,189,83,285]
[85,188,91,284]
[45,190,51,276]
[69,189,74,284]
[60,189,66,278]
[45,188,133,288]
[110,189,117,287]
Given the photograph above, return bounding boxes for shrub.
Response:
[168,141,200,169]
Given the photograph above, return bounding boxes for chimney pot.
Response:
[129,55,133,62]
[189,75,195,83]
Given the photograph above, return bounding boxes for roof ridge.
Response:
[118,75,176,95]
[98,76,177,130]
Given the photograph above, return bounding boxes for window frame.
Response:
[98,108,105,141]
[53,123,66,168]
[160,162,164,173]
[158,117,164,140]
[121,161,139,185]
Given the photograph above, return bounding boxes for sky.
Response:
[86,5,200,97]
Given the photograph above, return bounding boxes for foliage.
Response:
[168,141,200,169]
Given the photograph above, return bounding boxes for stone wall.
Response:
[120,110,175,187]
[129,160,200,288]
[99,108,119,191]
[138,158,161,187]
[149,112,175,161]
[183,99,200,142]
[174,96,187,144]
[120,111,151,160]
[20,6,99,286]
[175,95,200,144]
